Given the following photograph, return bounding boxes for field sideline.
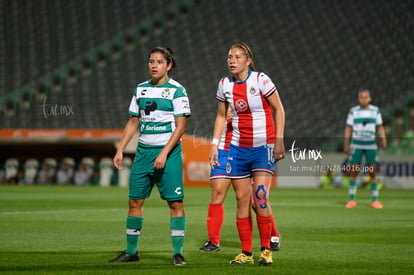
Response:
[0,185,413,275]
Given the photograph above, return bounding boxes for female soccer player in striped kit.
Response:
[109,47,191,266]
[210,43,285,266]
[344,89,387,209]
[200,108,281,252]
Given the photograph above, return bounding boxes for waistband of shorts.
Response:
[138,142,181,149]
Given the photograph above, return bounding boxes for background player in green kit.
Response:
[109,47,191,266]
[344,89,387,209]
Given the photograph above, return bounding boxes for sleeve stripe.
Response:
[174,113,190,117]
[216,95,226,102]
[129,111,139,117]
[264,87,277,97]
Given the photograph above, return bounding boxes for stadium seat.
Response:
[4,158,19,183]
[55,157,75,185]
[98,157,114,187]
[118,157,132,187]
[44,158,57,169]
[74,157,95,186]
[62,157,75,168]
[37,158,57,185]
[23,158,39,184]
[80,157,95,168]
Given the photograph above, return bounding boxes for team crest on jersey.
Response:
[249,87,256,95]
[235,99,248,113]
[161,88,170,98]
[226,161,231,174]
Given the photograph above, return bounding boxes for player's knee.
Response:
[168,200,183,211]
[252,183,270,209]
[211,189,227,203]
[129,199,144,209]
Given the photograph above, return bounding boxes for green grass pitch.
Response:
[0,185,413,274]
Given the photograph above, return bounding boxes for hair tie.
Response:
[237,43,251,59]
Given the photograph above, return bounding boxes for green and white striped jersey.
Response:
[129,78,191,146]
[346,104,382,149]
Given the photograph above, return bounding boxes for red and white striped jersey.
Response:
[216,71,277,148]
[218,118,233,151]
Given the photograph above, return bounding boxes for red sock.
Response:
[207,203,224,245]
[236,217,253,253]
[270,214,279,237]
[256,215,272,249]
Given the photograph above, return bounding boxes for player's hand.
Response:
[274,139,285,161]
[209,146,219,169]
[113,151,123,170]
[344,143,350,155]
[380,138,387,150]
[154,151,167,169]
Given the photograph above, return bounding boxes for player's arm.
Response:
[266,92,285,161]
[113,115,140,169]
[377,125,387,150]
[344,125,352,154]
[154,116,187,169]
[209,101,228,168]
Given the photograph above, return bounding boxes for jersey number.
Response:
[267,146,275,163]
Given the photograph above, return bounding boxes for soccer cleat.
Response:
[270,236,281,251]
[346,200,356,208]
[108,250,140,263]
[172,253,186,266]
[229,253,254,265]
[199,240,220,252]
[371,201,383,209]
[258,249,273,266]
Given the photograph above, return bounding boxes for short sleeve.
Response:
[346,110,353,126]
[258,73,277,97]
[128,88,139,117]
[216,78,226,102]
[376,109,383,126]
[173,87,191,117]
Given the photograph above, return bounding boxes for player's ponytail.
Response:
[150,46,176,72]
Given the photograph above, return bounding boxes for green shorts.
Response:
[129,143,184,201]
[349,147,378,165]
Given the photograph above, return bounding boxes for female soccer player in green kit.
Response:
[344,89,387,209]
[109,47,191,266]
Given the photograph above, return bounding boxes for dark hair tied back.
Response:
[230,42,255,71]
[150,46,177,71]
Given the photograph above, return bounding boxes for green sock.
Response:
[126,216,143,255]
[170,217,186,256]
[349,180,357,201]
[370,183,379,202]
